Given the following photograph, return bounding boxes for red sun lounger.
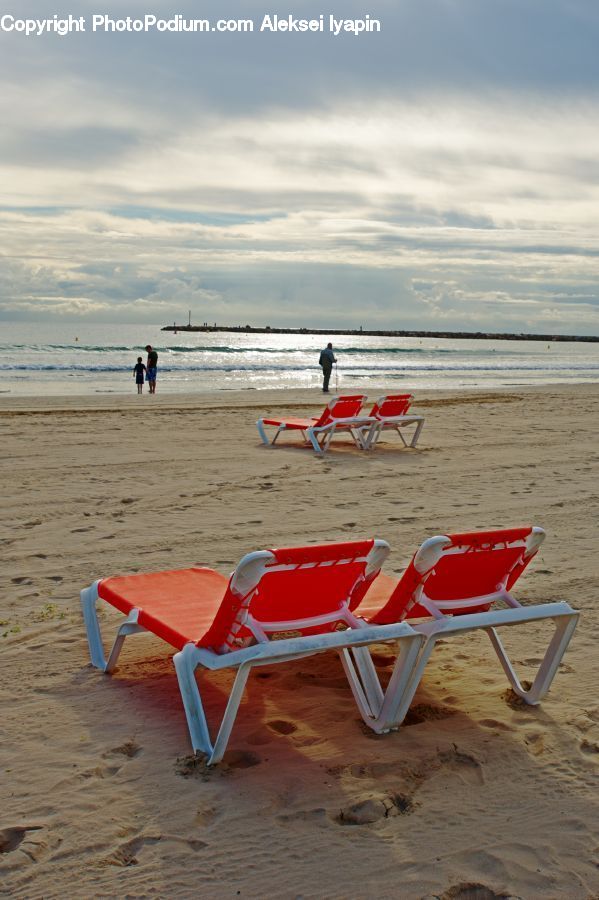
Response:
[256,394,377,454]
[362,394,425,449]
[351,526,578,733]
[81,540,423,764]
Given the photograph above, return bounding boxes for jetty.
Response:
[161,324,599,343]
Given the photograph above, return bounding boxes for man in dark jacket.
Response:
[318,342,337,393]
[145,344,158,394]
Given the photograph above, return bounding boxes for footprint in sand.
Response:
[520,657,572,674]
[336,793,414,825]
[104,739,142,759]
[194,806,218,827]
[479,718,515,732]
[580,739,599,755]
[73,764,122,781]
[345,761,401,780]
[246,727,274,746]
[523,731,545,756]
[222,749,261,769]
[11,577,32,585]
[441,884,511,900]
[103,834,162,867]
[402,703,457,726]
[277,808,329,825]
[0,825,44,855]
[436,746,485,784]
[267,719,298,735]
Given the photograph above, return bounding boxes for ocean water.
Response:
[1,321,598,396]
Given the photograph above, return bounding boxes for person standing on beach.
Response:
[145,344,158,394]
[319,342,337,393]
[133,356,146,394]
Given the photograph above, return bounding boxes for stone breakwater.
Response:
[162,325,599,343]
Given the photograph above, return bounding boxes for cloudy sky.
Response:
[1,0,599,333]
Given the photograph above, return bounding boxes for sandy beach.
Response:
[1,384,598,899]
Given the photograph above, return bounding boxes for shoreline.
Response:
[0,381,596,413]
[162,324,599,343]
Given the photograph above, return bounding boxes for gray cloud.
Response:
[1,1,599,332]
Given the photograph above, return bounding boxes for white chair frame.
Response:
[349,529,579,730]
[256,395,378,454]
[364,396,425,449]
[81,541,425,764]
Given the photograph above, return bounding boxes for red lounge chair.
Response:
[256,394,377,453]
[81,540,423,764]
[352,526,578,732]
[362,393,425,449]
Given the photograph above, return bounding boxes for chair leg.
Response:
[349,427,363,449]
[340,634,428,733]
[105,612,145,673]
[339,648,380,720]
[307,427,325,453]
[271,425,285,446]
[256,419,269,445]
[410,419,425,447]
[80,582,108,670]
[485,613,579,703]
[339,647,384,715]
[173,644,214,758]
[363,423,382,450]
[394,425,409,448]
[208,663,253,764]
[369,636,434,732]
[80,585,144,674]
[173,646,254,765]
[352,422,377,450]
[322,427,335,452]
[364,421,379,450]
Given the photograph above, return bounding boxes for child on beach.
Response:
[133,356,146,393]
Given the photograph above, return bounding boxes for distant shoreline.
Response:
[161,324,599,343]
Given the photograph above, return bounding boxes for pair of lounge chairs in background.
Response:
[256,393,424,454]
[81,526,578,765]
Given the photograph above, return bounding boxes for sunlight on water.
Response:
[1,322,598,395]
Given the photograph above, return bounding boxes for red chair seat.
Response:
[98,568,229,650]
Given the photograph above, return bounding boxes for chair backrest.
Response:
[200,539,390,652]
[370,394,413,419]
[370,527,545,623]
[313,394,367,427]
